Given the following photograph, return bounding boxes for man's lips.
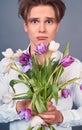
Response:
[36,36,48,40]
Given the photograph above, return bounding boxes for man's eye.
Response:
[31,20,38,24]
[46,20,53,24]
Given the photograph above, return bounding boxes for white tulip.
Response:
[51,51,61,62]
[2,48,14,59]
[2,92,15,103]
[49,41,60,52]
[30,116,45,129]
[14,49,23,58]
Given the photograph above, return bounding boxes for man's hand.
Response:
[38,101,63,125]
[16,99,32,112]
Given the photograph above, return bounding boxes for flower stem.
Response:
[47,64,61,85]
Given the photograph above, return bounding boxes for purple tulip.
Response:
[19,53,32,66]
[61,55,74,67]
[18,108,32,121]
[22,64,32,73]
[80,84,82,90]
[19,52,32,72]
[35,43,48,54]
[61,89,71,98]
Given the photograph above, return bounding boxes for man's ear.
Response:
[24,22,28,32]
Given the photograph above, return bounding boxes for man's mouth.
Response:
[36,36,48,40]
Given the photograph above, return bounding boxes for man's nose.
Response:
[39,23,46,33]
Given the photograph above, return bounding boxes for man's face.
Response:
[24,5,60,52]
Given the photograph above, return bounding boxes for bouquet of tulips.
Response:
[10,41,78,130]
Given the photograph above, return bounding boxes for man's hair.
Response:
[18,0,66,23]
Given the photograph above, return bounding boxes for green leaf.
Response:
[54,66,64,84]
[14,91,33,100]
[46,84,52,98]
[35,94,47,113]
[13,96,30,100]
[26,126,33,130]
[31,92,38,113]
[9,79,21,92]
[52,84,59,103]
[37,126,45,130]
[63,42,70,57]
[49,125,56,130]
[18,74,24,80]
[58,77,79,90]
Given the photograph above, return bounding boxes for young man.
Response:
[0,0,82,130]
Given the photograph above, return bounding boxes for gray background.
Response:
[0,0,82,130]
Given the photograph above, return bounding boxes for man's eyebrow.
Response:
[28,17,39,21]
[46,17,56,21]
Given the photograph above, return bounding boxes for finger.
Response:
[47,105,56,111]
[43,119,55,125]
[47,101,53,106]
[42,110,56,115]
[39,112,55,120]
[44,123,49,127]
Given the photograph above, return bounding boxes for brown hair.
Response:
[18,0,66,23]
